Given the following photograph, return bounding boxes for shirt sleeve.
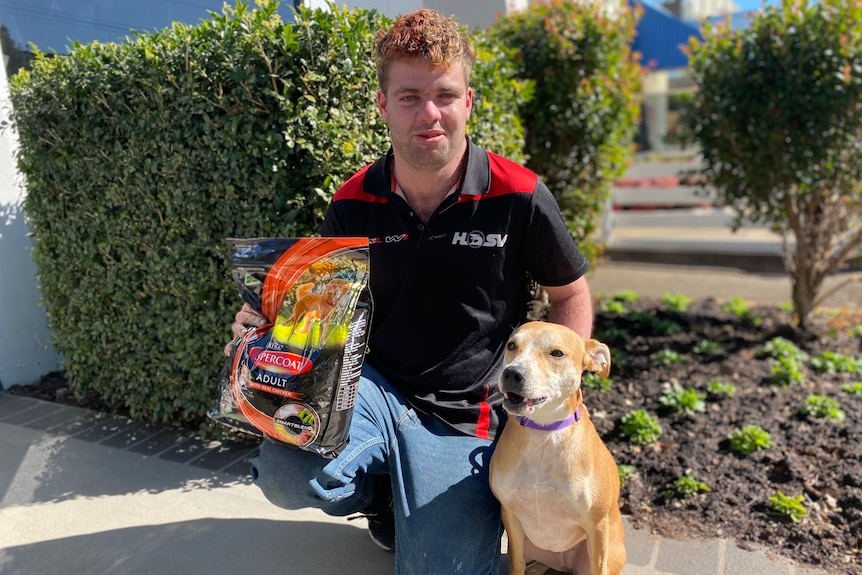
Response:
[525,180,589,287]
[320,203,345,236]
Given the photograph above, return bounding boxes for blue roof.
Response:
[630,0,702,70]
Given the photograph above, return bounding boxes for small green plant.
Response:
[810,351,862,375]
[757,337,808,363]
[612,290,639,303]
[769,491,807,523]
[841,382,862,397]
[582,371,613,392]
[665,470,711,500]
[721,296,762,326]
[798,395,845,423]
[728,425,773,456]
[650,348,685,366]
[599,290,639,313]
[853,324,862,338]
[601,299,628,314]
[706,379,736,399]
[692,339,726,358]
[769,355,805,386]
[660,292,692,312]
[595,326,631,343]
[621,310,683,337]
[618,464,636,486]
[659,382,706,416]
[620,410,663,446]
[653,319,683,337]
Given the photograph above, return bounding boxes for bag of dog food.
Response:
[209,237,372,458]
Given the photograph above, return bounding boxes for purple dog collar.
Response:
[517,407,581,431]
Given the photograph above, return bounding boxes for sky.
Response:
[733,0,779,12]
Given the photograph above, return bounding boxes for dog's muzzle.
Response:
[500,365,547,413]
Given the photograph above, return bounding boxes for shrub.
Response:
[728,425,774,456]
[491,0,641,264]
[619,410,663,445]
[686,0,862,328]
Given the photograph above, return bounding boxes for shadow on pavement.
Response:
[0,518,395,575]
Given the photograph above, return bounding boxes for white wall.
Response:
[304,0,422,15]
[305,0,523,26]
[426,0,509,28]
[0,49,60,389]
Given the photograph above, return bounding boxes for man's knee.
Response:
[250,439,370,515]
[250,440,321,510]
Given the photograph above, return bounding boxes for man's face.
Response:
[377,59,473,173]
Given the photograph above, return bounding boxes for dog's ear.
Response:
[583,339,611,378]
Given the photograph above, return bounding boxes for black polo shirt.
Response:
[321,139,588,439]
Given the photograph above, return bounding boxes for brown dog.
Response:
[289,279,350,326]
[489,321,626,575]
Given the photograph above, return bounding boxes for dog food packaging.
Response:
[209,237,372,458]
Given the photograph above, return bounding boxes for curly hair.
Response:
[375,9,476,93]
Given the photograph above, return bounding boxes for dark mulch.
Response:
[9,295,862,574]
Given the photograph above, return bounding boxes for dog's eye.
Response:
[506,341,516,351]
[550,349,565,358]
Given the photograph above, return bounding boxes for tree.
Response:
[491,0,641,264]
[686,0,862,328]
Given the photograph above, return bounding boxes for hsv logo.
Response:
[369,234,409,245]
[452,231,509,248]
[249,348,313,376]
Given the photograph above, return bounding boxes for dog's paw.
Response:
[524,561,552,575]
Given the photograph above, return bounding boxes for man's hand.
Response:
[224,303,268,356]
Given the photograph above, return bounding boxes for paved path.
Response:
[0,391,831,575]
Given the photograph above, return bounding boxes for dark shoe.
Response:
[349,474,395,553]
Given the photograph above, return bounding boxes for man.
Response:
[228,9,593,574]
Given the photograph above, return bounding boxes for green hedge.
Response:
[9,1,526,426]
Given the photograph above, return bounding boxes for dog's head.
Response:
[323,279,350,305]
[499,321,611,421]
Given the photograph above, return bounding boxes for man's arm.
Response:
[542,276,593,338]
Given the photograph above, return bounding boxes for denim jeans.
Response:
[250,363,503,575]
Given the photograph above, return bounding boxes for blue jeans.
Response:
[250,363,503,575]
